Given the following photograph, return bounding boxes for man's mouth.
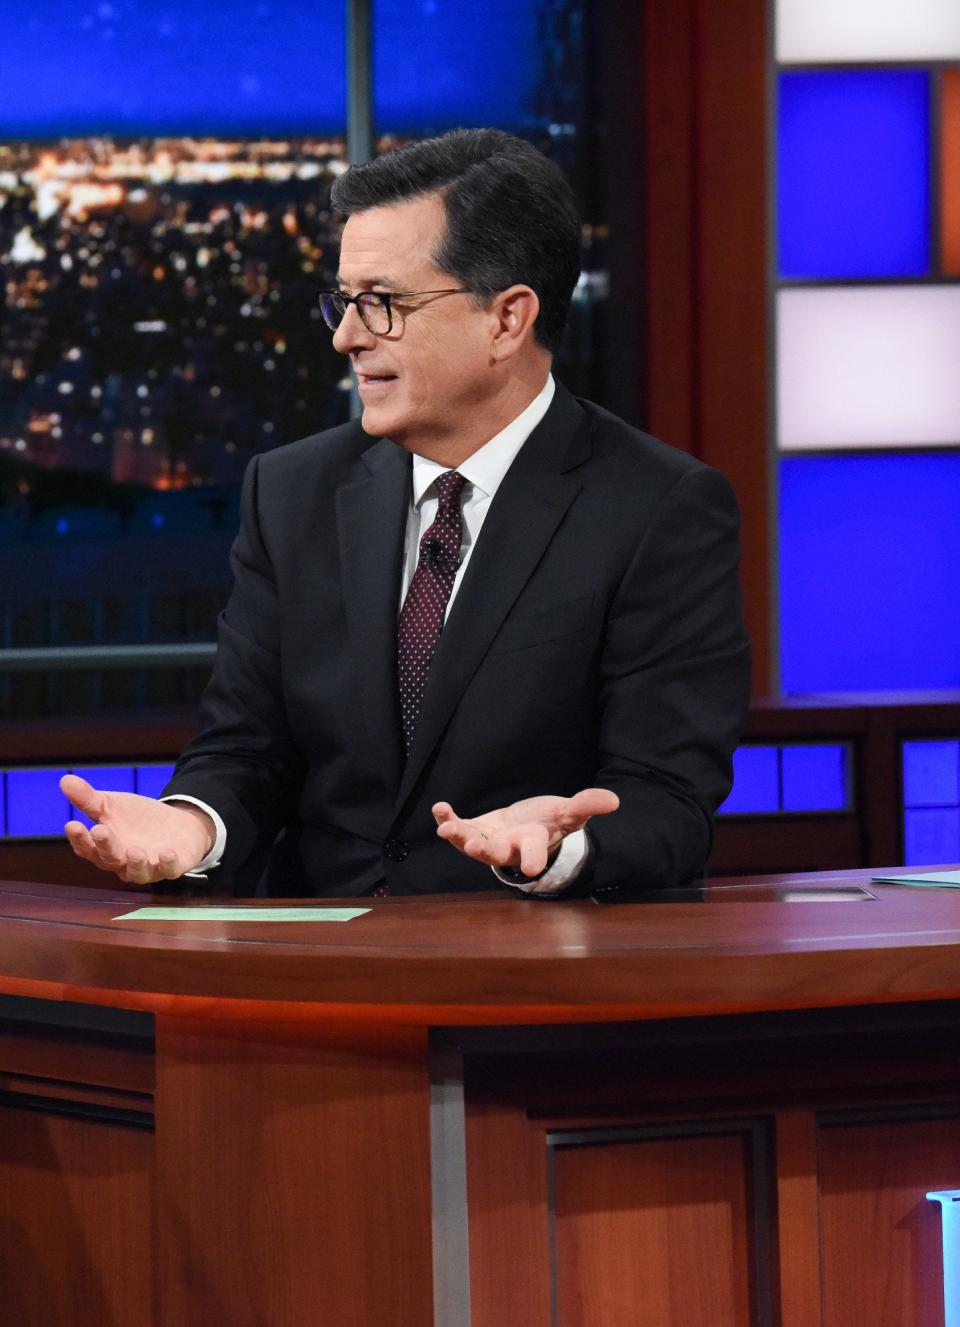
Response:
[356,372,398,395]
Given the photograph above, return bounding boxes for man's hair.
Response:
[330,129,581,356]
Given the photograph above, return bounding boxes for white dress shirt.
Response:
[170,373,588,893]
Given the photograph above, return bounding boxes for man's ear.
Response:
[489,285,541,362]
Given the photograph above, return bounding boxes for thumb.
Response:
[564,787,620,828]
[60,774,105,822]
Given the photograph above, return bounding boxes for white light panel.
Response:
[777,0,960,63]
[777,286,960,450]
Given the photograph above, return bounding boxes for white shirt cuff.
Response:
[160,795,227,877]
[493,828,590,896]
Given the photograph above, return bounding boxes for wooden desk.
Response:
[2,870,960,1325]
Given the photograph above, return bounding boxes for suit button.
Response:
[385,838,409,863]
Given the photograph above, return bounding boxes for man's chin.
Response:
[359,400,403,440]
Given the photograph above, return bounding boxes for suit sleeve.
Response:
[584,464,751,894]
[162,455,306,878]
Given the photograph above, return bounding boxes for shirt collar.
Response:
[411,374,556,507]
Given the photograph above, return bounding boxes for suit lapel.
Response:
[393,385,593,816]
[336,437,410,796]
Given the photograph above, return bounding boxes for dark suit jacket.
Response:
[165,383,751,897]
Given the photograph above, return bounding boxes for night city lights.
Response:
[0,136,351,493]
[0,0,591,720]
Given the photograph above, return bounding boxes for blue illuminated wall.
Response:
[1,765,175,838]
[776,47,960,694]
[0,0,346,135]
[902,740,960,865]
[374,3,544,132]
[0,0,548,138]
[718,744,850,815]
[780,455,960,691]
[778,70,931,279]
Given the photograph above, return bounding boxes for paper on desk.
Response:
[871,870,960,888]
[114,906,371,922]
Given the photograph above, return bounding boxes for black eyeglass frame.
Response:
[317,287,471,335]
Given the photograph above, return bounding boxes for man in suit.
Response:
[62,129,750,898]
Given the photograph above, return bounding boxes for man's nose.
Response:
[332,302,376,355]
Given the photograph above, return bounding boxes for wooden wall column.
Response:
[640,0,771,690]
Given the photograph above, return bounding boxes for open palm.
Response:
[60,774,214,886]
[433,787,619,878]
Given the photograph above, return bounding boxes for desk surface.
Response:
[1,869,960,1024]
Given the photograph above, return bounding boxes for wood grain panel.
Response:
[941,69,960,276]
[154,1014,433,1327]
[819,1116,960,1327]
[552,1131,754,1326]
[775,1110,822,1327]
[694,0,770,693]
[641,0,771,688]
[466,1100,552,1327]
[11,877,960,1024]
[0,1020,154,1094]
[0,841,120,889]
[0,1104,153,1327]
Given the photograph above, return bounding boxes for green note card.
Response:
[114,906,371,922]
[872,870,960,889]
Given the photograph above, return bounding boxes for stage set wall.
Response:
[1,0,958,886]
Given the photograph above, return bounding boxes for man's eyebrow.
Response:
[335,275,398,291]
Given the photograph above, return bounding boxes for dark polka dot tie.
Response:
[397,469,467,752]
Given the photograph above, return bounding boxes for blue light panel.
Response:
[903,741,960,808]
[5,769,71,837]
[69,766,136,829]
[0,763,180,838]
[135,765,177,799]
[904,808,960,866]
[781,744,848,812]
[780,455,960,692]
[718,747,780,814]
[778,69,931,279]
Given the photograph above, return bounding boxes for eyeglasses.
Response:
[317,288,470,336]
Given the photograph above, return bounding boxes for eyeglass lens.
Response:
[319,291,390,334]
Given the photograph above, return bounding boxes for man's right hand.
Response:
[60,774,215,886]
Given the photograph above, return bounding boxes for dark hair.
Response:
[330,129,581,356]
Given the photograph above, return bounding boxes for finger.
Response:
[432,802,456,824]
[460,826,549,874]
[60,774,105,823]
[460,831,499,863]
[560,787,620,831]
[64,821,102,864]
[435,813,477,849]
[157,850,183,881]
[462,830,526,870]
[517,826,552,877]
[436,817,499,865]
[90,824,127,870]
[123,850,157,887]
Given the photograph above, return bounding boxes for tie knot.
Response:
[434,470,466,515]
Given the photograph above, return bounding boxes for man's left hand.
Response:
[432,788,620,878]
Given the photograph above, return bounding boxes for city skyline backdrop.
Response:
[1,0,591,501]
[0,0,595,713]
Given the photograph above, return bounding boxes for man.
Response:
[62,129,750,898]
